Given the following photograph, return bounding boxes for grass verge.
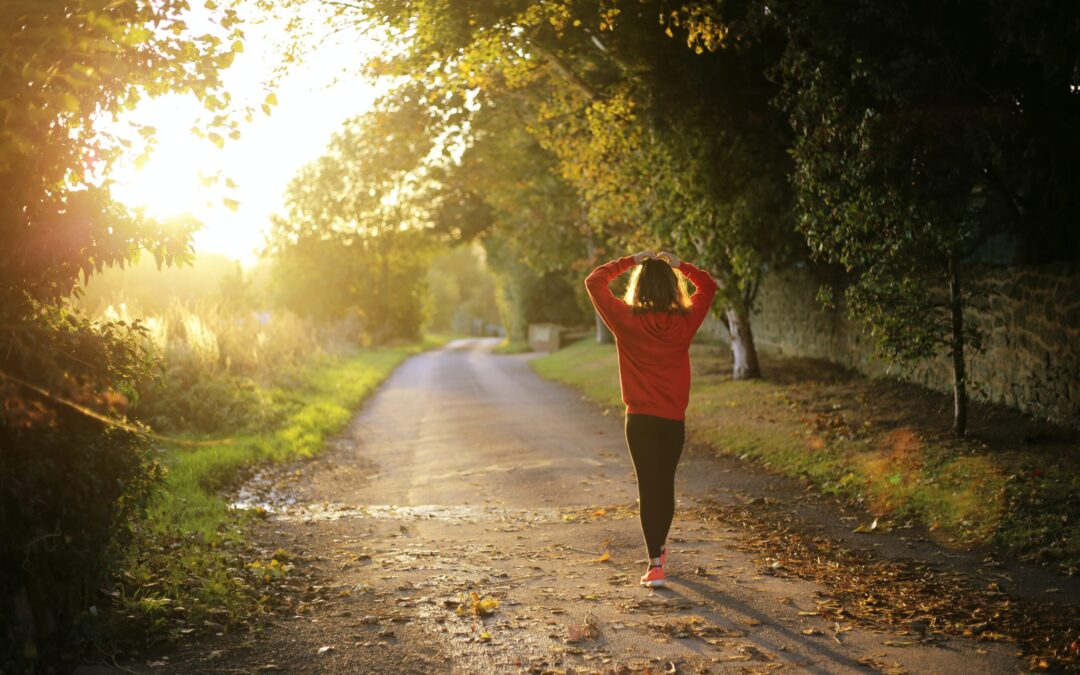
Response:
[106,336,449,649]
[493,338,532,354]
[532,339,1080,574]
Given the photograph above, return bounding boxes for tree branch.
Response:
[527,41,600,103]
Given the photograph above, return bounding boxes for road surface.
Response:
[137,338,1026,673]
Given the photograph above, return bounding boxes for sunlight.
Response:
[104,7,385,267]
[109,97,224,221]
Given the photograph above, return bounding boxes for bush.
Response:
[1,420,160,671]
[0,304,162,672]
[100,298,325,435]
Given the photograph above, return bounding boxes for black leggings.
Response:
[624,413,685,559]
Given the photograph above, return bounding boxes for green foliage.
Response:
[483,235,590,342]
[752,0,1080,429]
[0,3,245,665]
[425,244,501,334]
[0,0,243,307]
[92,294,341,435]
[1,419,161,670]
[433,102,593,339]
[769,0,1080,349]
[288,0,802,374]
[265,106,439,343]
[443,102,588,273]
[1,331,162,670]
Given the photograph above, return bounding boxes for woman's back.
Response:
[584,253,718,421]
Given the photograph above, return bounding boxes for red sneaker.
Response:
[640,565,665,588]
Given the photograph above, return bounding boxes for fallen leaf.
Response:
[853,518,879,534]
[457,591,499,616]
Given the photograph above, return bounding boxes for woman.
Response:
[584,250,718,588]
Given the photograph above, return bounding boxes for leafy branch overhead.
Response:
[267,0,806,378]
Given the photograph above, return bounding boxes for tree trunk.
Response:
[725,306,761,380]
[594,311,614,344]
[375,236,390,345]
[948,254,968,436]
[584,234,613,344]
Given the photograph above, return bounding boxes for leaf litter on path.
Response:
[687,498,1080,671]
[566,612,601,643]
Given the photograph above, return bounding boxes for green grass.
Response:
[111,336,449,644]
[147,346,415,535]
[532,340,1080,572]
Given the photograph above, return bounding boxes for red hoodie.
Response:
[584,256,718,421]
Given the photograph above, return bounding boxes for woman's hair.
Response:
[623,258,692,314]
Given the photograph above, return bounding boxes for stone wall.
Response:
[701,262,1080,428]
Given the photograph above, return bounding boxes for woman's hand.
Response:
[632,250,656,265]
[657,251,682,268]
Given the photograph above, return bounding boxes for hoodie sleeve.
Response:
[679,261,719,336]
[584,255,635,337]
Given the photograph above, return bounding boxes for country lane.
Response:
[131,338,1025,674]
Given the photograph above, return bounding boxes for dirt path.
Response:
[129,338,1041,674]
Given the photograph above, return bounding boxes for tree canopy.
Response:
[288,0,809,374]
[264,97,441,341]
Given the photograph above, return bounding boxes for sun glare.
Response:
[103,8,384,268]
[110,99,225,221]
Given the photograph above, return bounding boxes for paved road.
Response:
[140,338,1025,673]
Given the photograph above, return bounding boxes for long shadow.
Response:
[651,575,877,674]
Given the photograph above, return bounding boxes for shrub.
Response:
[102,298,326,435]
[0,303,162,672]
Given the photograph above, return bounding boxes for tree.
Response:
[525,2,801,375]
[434,100,595,342]
[0,1,245,666]
[0,1,244,307]
[263,98,439,343]
[312,0,803,377]
[0,0,246,425]
[768,0,1080,434]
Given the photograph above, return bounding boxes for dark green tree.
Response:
[768,0,1080,434]
[289,0,802,377]
[435,100,594,342]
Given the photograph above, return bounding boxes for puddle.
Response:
[231,481,297,512]
[232,499,562,524]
